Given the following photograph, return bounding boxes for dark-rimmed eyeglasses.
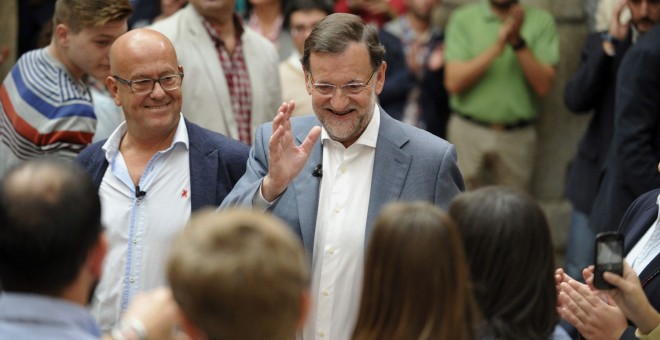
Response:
[112,73,184,95]
[308,71,376,96]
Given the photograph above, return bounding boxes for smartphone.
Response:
[593,232,624,289]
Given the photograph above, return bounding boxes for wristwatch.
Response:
[601,32,619,57]
[512,38,527,51]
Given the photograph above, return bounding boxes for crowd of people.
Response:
[0,0,659,339]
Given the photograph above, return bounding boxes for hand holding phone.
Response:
[593,232,624,289]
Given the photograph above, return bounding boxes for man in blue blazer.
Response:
[75,29,249,331]
[221,13,464,340]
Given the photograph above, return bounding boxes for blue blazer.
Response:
[221,109,465,256]
[75,120,250,211]
[616,188,660,339]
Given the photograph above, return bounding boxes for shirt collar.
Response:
[103,114,189,163]
[321,103,380,149]
[203,14,245,47]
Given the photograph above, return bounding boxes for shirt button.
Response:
[340,167,346,174]
[328,247,335,255]
[318,331,325,337]
[323,290,329,296]
[334,207,340,213]
[132,237,138,244]
[129,276,135,283]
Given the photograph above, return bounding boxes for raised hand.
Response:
[262,101,321,202]
[609,0,630,40]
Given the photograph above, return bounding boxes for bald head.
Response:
[0,160,102,294]
[109,28,179,76]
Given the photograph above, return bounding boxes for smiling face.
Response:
[304,42,385,148]
[629,0,660,34]
[107,29,183,139]
[58,19,128,81]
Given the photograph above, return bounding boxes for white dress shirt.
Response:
[626,194,660,275]
[301,106,380,340]
[91,115,191,331]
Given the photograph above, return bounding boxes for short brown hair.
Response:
[53,0,133,33]
[301,13,385,72]
[167,209,309,340]
[353,202,479,340]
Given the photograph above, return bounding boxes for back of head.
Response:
[301,13,384,72]
[0,160,102,295]
[53,0,133,33]
[448,186,558,339]
[353,202,478,340]
[167,209,309,340]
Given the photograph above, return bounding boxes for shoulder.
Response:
[449,3,481,20]
[75,141,106,168]
[523,6,556,25]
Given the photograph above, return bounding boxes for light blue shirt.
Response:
[0,292,101,339]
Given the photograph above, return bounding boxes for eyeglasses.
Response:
[112,73,184,95]
[308,71,376,96]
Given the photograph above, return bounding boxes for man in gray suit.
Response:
[221,13,464,340]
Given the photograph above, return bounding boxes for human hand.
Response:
[426,44,444,72]
[262,101,321,201]
[609,0,630,40]
[557,278,627,339]
[121,287,186,340]
[0,46,9,66]
[507,5,525,45]
[603,262,660,334]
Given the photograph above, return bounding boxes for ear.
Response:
[54,24,71,47]
[89,233,108,280]
[297,289,311,331]
[106,76,122,107]
[179,310,206,340]
[303,68,312,95]
[374,61,387,95]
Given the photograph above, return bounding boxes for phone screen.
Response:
[597,239,623,264]
[594,232,624,289]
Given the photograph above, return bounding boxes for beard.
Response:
[490,0,517,10]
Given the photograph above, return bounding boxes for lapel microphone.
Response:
[135,185,147,199]
[312,164,323,177]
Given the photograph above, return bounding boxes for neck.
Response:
[122,126,178,155]
[203,11,236,40]
[406,12,430,34]
[47,42,83,81]
[253,2,281,27]
[490,5,511,19]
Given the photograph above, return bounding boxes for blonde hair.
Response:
[167,209,309,340]
[53,0,132,33]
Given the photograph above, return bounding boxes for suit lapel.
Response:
[365,111,411,237]
[187,123,218,211]
[293,126,323,255]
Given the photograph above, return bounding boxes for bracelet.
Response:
[601,32,620,45]
[512,38,527,51]
[111,318,148,340]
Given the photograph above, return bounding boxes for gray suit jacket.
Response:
[221,109,465,256]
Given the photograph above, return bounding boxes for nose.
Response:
[149,80,166,99]
[329,90,350,110]
[640,0,649,15]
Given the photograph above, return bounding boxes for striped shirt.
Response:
[0,48,96,175]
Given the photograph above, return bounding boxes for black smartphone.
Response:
[593,232,624,289]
